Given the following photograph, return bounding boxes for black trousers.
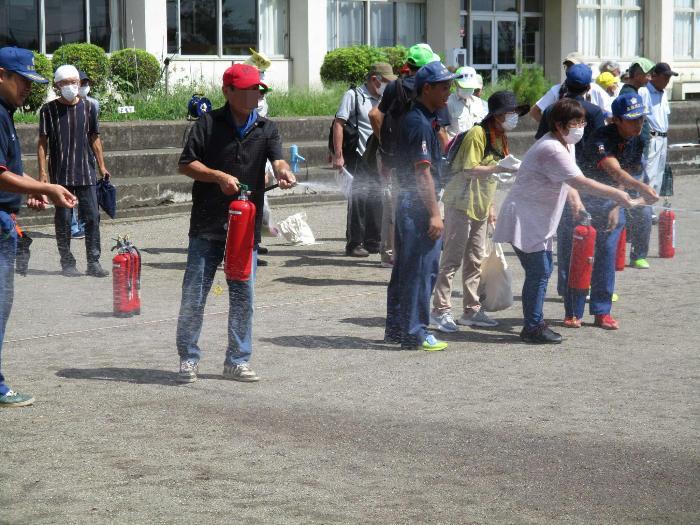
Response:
[54,185,101,268]
[345,154,382,252]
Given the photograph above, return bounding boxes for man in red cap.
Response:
[175,63,296,384]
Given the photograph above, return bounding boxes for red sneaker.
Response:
[594,314,619,330]
[563,316,582,328]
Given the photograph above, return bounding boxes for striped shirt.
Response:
[39,99,99,186]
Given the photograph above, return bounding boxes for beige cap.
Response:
[563,52,583,65]
[369,62,398,81]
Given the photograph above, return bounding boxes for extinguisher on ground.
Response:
[224,184,256,281]
[568,211,597,292]
[112,235,142,317]
[658,200,676,259]
[615,226,627,271]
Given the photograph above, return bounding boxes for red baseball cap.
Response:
[223,63,268,90]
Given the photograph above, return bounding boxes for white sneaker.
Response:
[177,360,198,383]
[223,363,259,382]
[458,309,499,327]
[430,311,459,333]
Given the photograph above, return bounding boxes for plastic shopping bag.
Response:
[477,241,513,312]
[335,167,353,199]
[277,212,316,245]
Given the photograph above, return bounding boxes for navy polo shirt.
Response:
[396,102,443,193]
[379,76,450,128]
[0,97,24,213]
[581,123,644,186]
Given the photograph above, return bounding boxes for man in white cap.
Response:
[37,64,111,278]
[529,52,612,121]
[445,66,485,138]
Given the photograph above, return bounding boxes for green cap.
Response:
[406,45,436,68]
[631,57,655,73]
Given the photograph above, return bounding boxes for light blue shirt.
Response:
[643,81,670,133]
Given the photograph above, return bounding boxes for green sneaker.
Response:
[612,293,619,302]
[0,390,35,408]
[631,258,650,269]
[422,334,448,352]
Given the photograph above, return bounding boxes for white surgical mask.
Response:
[564,126,585,145]
[456,87,474,99]
[502,112,519,131]
[79,85,90,98]
[377,81,388,97]
[60,84,79,102]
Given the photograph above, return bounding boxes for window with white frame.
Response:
[167,0,289,57]
[0,0,123,53]
[327,0,426,51]
[577,0,643,60]
[674,0,700,59]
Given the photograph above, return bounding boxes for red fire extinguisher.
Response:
[125,237,142,315]
[569,211,597,291]
[224,184,256,281]
[658,201,675,258]
[615,226,627,271]
[112,237,133,317]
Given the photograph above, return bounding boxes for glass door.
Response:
[470,14,518,84]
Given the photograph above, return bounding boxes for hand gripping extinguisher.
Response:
[568,211,597,292]
[112,237,133,317]
[224,184,256,281]
[658,200,676,258]
[124,236,142,315]
[615,226,627,271]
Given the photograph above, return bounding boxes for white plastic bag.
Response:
[277,212,316,245]
[477,242,513,312]
[335,167,354,199]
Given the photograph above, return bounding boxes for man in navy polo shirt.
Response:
[573,92,659,331]
[0,46,77,407]
[384,61,457,351]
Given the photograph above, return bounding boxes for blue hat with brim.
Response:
[565,63,592,88]
[415,61,458,93]
[0,47,48,83]
[612,91,648,120]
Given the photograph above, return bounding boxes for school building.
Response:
[1,0,699,99]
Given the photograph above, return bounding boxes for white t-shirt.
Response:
[494,133,583,253]
[335,84,380,156]
[445,93,487,138]
[536,82,612,117]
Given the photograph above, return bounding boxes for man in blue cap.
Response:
[384,61,457,351]
[572,92,658,331]
[0,46,77,407]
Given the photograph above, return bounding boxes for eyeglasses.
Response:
[568,120,587,129]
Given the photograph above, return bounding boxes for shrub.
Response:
[509,64,552,107]
[381,45,408,73]
[110,48,162,93]
[51,43,110,93]
[24,52,53,111]
[321,45,400,86]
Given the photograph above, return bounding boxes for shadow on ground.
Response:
[273,276,385,287]
[259,335,401,351]
[56,367,220,385]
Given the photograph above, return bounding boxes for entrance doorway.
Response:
[470,15,518,84]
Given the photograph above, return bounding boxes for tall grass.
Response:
[13,81,349,124]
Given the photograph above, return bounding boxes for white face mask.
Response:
[502,112,519,131]
[79,85,90,98]
[456,87,474,99]
[377,81,388,97]
[564,126,585,145]
[60,84,79,102]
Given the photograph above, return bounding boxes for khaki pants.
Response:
[432,205,488,314]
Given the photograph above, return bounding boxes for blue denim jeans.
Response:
[176,236,257,366]
[385,192,442,348]
[567,203,625,318]
[0,211,18,395]
[513,246,553,331]
[556,202,574,298]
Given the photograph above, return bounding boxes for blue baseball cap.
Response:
[565,63,592,88]
[0,47,48,83]
[415,61,458,93]
[612,91,648,120]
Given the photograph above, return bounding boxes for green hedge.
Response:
[321,45,408,86]
[110,48,161,93]
[51,43,110,93]
[25,51,53,111]
[509,65,552,107]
